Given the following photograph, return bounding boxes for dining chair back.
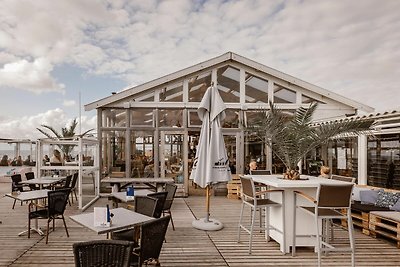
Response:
[238,175,285,254]
[147,191,168,218]
[11,174,25,209]
[73,240,134,267]
[25,172,39,190]
[28,188,71,244]
[331,174,356,184]
[131,215,171,266]
[250,170,272,175]
[163,183,177,230]
[70,172,79,203]
[293,183,355,267]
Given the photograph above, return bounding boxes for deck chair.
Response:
[73,239,134,267]
[293,183,355,267]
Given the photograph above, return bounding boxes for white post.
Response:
[358,135,368,185]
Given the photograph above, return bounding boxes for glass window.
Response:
[274,84,296,103]
[217,66,240,103]
[133,90,154,102]
[160,82,183,102]
[223,109,239,128]
[103,109,127,127]
[245,73,268,103]
[130,109,154,127]
[302,94,325,104]
[188,71,212,102]
[188,110,201,127]
[101,130,126,176]
[158,109,183,127]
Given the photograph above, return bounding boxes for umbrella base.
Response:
[192,217,224,231]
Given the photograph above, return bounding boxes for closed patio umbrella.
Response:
[190,83,231,231]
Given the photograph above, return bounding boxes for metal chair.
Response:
[28,188,71,244]
[237,175,285,254]
[292,183,355,267]
[162,183,177,230]
[331,175,356,183]
[73,239,134,267]
[131,215,171,266]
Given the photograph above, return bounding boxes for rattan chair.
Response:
[292,183,355,267]
[162,183,177,230]
[147,191,168,219]
[131,215,171,266]
[28,188,71,244]
[111,196,158,242]
[73,239,134,267]
[70,172,79,203]
[25,172,39,190]
[238,175,285,254]
[11,174,27,209]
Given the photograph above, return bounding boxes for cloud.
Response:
[63,100,76,107]
[0,108,96,139]
[0,58,65,93]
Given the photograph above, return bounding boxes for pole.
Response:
[205,185,210,222]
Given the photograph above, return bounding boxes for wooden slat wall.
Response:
[1,182,400,266]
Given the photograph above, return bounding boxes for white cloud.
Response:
[0,108,96,139]
[63,100,76,107]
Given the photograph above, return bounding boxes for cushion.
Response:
[390,197,400,211]
[352,187,372,202]
[375,191,400,208]
[351,201,390,212]
[360,189,381,204]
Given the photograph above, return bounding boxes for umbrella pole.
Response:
[205,185,210,222]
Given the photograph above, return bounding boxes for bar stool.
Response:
[292,183,355,267]
[238,175,285,254]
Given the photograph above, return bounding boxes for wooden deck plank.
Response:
[1,181,400,266]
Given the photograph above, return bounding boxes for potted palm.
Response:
[245,102,373,179]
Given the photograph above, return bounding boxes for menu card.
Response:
[94,207,111,227]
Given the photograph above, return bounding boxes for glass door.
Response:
[159,132,184,185]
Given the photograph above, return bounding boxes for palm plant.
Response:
[37,118,93,158]
[245,102,374,179]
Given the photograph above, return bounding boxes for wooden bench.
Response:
[369,211,400,248]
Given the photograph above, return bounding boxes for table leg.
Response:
[18,199,45,236]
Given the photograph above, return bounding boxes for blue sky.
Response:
[1,0,400,139]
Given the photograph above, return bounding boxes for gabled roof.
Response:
[85,52,374,113]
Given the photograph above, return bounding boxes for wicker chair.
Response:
[11,174,27,209]
[131,215,171,266]
[147,191,168,219]
[73,240,134,267]
[162,183,177,230]
[111,196,158,242]
[28,188,71,244]
[25,172,39,190]
[70,172,79,203]
[293,183,355,267]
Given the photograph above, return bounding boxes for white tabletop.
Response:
[248,174,351,188]
[69,207,154,234]
[110,189,154,203]
[5,189,50,201]
[22,177,64,185]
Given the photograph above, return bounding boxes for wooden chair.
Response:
[28,188,71,244]
[238,175,285,254]
[293,183,355,267]
[162,183,177,230]
[73,240,134,267]
[131,215,171,266]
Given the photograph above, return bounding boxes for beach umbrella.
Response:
[190,84,231,231]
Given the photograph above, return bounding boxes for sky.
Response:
[0,0,399,140]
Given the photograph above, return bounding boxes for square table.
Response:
[5,189,50,236]
[22,176,66,189]
[70,207,154,235]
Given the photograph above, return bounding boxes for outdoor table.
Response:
[110,189,154,208]
[248,174,351,253]
[22,176,66,189]
[101,177,174,192]
[69,207,154,236]
[5,189,50,236]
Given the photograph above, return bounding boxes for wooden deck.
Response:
[1,181,400,266]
